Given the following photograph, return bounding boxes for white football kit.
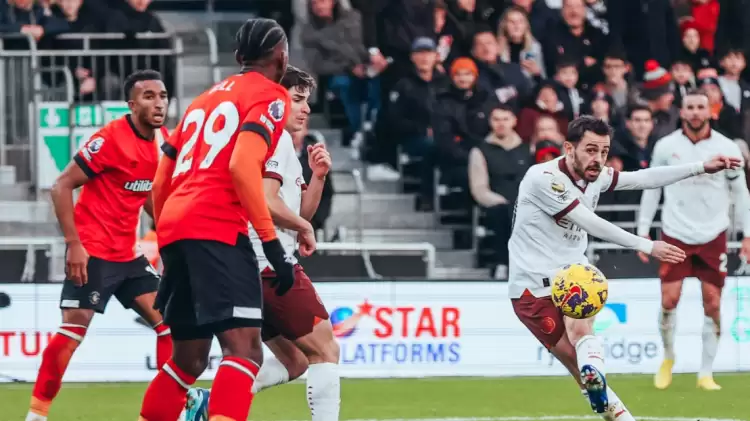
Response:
[249,130,306,270]
[637,129,750,244]
[508,156,705,299]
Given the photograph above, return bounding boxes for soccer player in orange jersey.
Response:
[137,19,303,421]
[27,70,172,421]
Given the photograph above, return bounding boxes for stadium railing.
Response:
[0,30,220,193]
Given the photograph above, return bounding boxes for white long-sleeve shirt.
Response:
[637,129,750,245]
[508,156,705,298]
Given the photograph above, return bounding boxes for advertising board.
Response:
[0,279,748,382]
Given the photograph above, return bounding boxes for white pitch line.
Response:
[286,417,746,421]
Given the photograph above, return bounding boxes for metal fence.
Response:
[0,30,220,193]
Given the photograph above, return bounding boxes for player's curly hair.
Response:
[235,18,287,64]
[123,69,163,98]
[280,65,317,92]
[567,115,612,144]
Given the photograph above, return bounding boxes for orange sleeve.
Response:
[230,131,277,242]
[74,130,116,178]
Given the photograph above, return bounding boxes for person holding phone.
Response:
[497,5,546,82]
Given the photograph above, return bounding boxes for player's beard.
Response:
[685,118,709,134]
[573,153,602,182]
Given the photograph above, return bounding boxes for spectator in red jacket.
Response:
[691,0,720,54]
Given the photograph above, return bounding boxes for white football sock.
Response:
[699,315,720,378]
[659,307,676,360]
[307,362,340,421]
[576,335,606,376]
[604,387,635,421]
[252,355,290,394]
[25,412,47,421]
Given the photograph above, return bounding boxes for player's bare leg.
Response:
[140,339,210,421]
[655,279,683,389]
[26,309,94,421]
[697,281,722,390]
[254,336,309,393]
[132,292,173,369]
[294,320,341,421]
[564,317,635,421]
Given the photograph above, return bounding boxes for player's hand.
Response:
[703,155,742,174]
[262,238,296,296]
[650,241,686,264]
[298,227,317,257]
[66,241,89,286]
[741,237,750,263]
[308,144,331,178]
[637,235,651,263]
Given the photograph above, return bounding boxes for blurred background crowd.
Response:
[5,0,750,278]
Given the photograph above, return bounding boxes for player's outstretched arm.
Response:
[566,205,685,264]
[611,156,741,191]
[300,143,331,220]
[636,187,661,238]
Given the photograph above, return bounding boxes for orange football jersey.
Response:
[157,72,291,247]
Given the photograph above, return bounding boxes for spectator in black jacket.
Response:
[376,37,449,181]
[542,0,608,89]
[0,0,68,48]
[699,69,742,139]
[302,0,373,143]
[471,27,530,112]
[608,0,680,79]
[434,57,498,188]
[617,105,656,172]
[441,0,494,60]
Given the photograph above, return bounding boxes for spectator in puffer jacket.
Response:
[302,0,374,144]
[471,27,531,112]
[434,57,499,188]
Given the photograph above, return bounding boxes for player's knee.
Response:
[703,300,721,320]
[661,292,681,310]
[173,355,209,378]
[61,308,94,327]
[286,353,310,380]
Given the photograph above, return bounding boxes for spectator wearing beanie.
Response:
[639,60,680,140]
[690,0,720,54]
[680,18,713,71]
[698,67,742,139]
[434,57,500,189]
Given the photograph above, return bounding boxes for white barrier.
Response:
[0,278,748,382]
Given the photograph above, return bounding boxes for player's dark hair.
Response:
[235,18,287,64]
[627,104,652,119]
[123,69,163,98]
[566,115,612,144]
[683,87,710,104]
[280,65,317,92]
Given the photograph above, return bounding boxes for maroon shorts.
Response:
[261,265,330,341]
[511,290,565,349]
[660,231,727,288]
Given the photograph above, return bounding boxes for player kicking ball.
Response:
[637,89,750,391]
[183,66,340,421]
[26,70,173,421]
[508,115,740,421]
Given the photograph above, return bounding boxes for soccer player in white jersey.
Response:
[637,89,750,391]
[509,115,740,421]
[183,66,340,421]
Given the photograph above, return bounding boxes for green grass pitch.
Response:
[2,373,749,420]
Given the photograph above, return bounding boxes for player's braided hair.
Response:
[280,65,317,92]
[123,69,163,99]
[235,18,287,64]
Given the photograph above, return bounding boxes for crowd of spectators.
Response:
[1,0,171,100]
[301,0,750,275]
